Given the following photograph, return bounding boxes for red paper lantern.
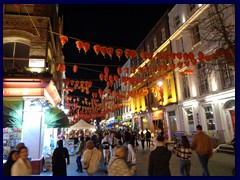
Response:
[177,62,183,69]
[124,67,129,74]
[99,73,104,81]
[60,35,68,47]
[93,45,101,55]
[104,74,108,81]
[140,52,147,60]
[117,67,122,75]
[82,42,90,54]
[106,47,114,59]
[100,46,107,57]
[147,52,153,60]
[176,52,182,60]
[130,50,138,59]
[124,49,131,59]
[104,66,109,74]
[183,53,189,61]
[76,40,83,52]
[115,49,123,60]
[198,51,204,59]
[170,64,175,70]
[73,65,78,73]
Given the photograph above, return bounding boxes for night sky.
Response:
[58,4,174,98]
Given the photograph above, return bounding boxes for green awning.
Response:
[3,98,23,128]
[44,107,70,128]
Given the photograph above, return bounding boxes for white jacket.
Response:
[81,147,102,174]
[11,158,32,176]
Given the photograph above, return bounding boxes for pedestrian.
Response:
[11,146,32,176]
[3,150,19,176]
[191,124,213,176]
[52,139,70,176]
[145,128,151,148]
[108,145,136,176]
[81,140,102,176]
[148,134,172,176]
[140,131,145,151]
[172,135,192,176]
[75,136,85,173]
[109,131,118,158]
[101,132,110,165]
[127,136,136,165]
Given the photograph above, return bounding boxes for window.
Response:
[186,108,194,132]
[153,37,157,50]
[147,44,150,52]
[176,37,184,52]
[161,28,166,42]
[188,4,196,13]
[183,75,191,99]
[198,64,209,94]
[174,15,180,27]
[3,42,30,72]
[192,24,201,45]
[167,78,172,99]
[219,58,235,88]
[204,105,215,131]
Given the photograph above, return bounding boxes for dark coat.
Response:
[148,146,172,176]
[3,150,18,176]
[52,141,70,176]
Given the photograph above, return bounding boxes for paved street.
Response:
[38,143,235,176]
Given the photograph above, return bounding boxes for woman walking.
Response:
[172,136,192,176]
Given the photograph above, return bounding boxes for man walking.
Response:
[191,125,213,176]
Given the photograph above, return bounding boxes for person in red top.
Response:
[191,125,213,176]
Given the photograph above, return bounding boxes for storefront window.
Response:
[186,108,194,133]
[204,105,215,131]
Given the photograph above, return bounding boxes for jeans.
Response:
[179,159,191,176]
[146,138,151,148]
[76,155,82,171]
[197,154,210,176]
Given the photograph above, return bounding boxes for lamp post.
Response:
[157,81,167,137]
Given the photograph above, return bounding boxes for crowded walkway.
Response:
[38,143,235,176]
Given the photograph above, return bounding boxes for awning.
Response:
[44,107,70,128]
[3,98,23,128]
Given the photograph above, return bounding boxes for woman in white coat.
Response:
[81,140,102,176]
[11,146,32,176]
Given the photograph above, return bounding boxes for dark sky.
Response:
[58,4,174,98]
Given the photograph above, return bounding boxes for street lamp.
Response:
[157,81,166,137]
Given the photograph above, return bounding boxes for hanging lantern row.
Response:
[59,35,233,64]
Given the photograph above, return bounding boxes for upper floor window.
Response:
[219,58,235,88]
[192,24,201,45]
[3,42,30,72]
[176,37,184,52]
[153,37,157,50]
[4,4,34,15]
[161,28,166,42]
[174,15,180,27]
[198,64,210,94]
[147,44,150,52]
[188,4,196,13]
[182,74,191,99]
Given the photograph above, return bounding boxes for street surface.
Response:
[38,144,235,176]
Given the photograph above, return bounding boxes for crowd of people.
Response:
[3,125,227,176]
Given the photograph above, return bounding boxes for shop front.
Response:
[3,77,69,174]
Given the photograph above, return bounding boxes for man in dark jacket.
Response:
[148,134,172,176]
[52,140,70,176]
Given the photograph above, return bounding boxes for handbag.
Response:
[83,150,93,170]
